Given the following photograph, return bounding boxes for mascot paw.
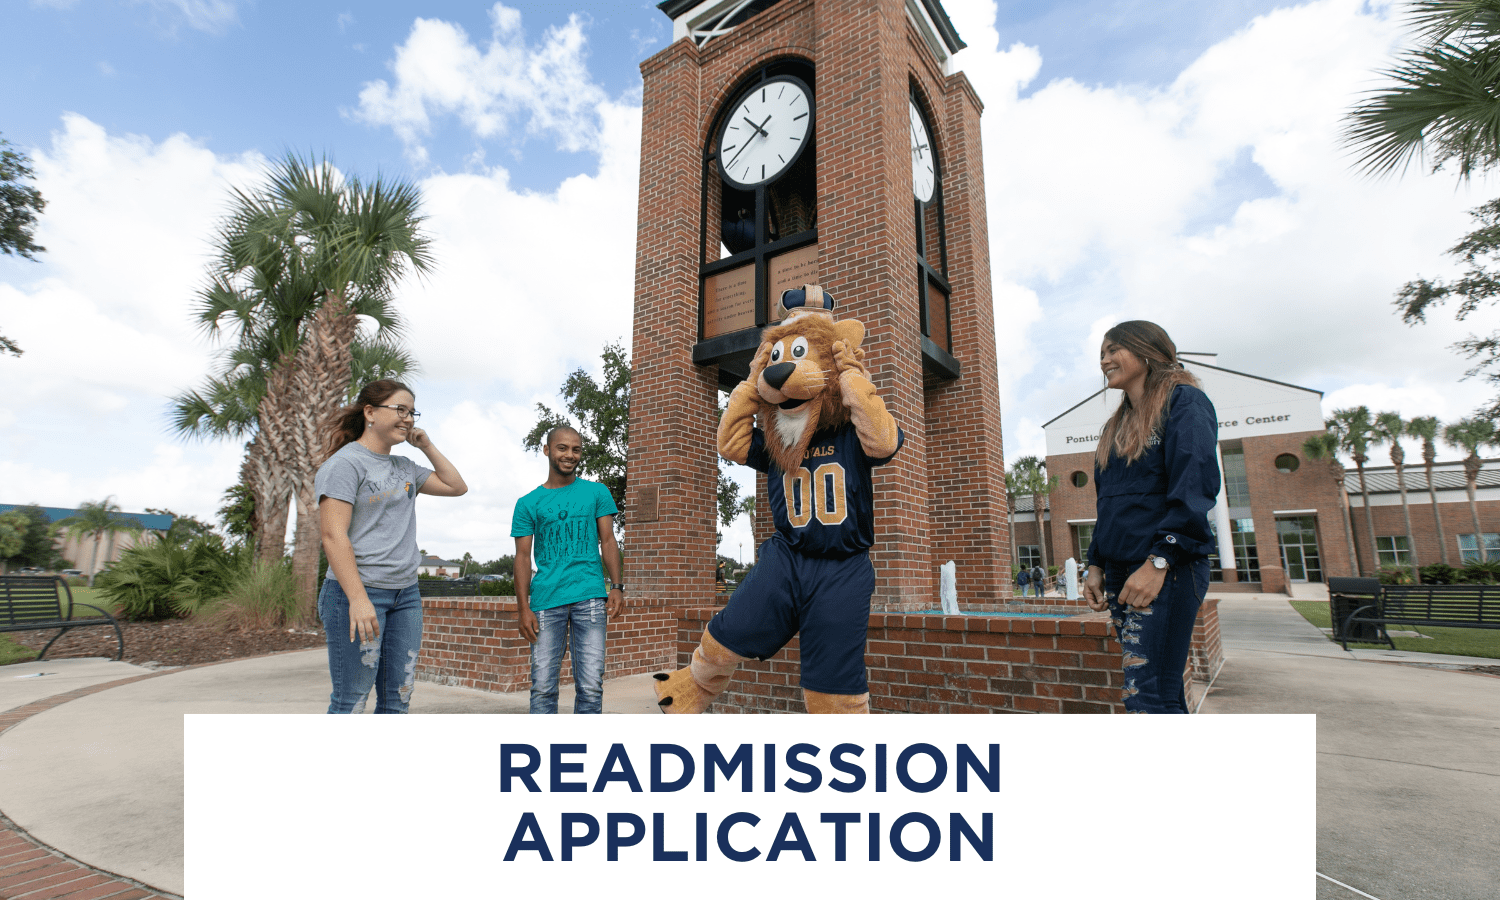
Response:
[654,668,716,714]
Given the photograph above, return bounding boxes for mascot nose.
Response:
[763,362,796,390]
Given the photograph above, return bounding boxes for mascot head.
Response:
[754,284,868,473]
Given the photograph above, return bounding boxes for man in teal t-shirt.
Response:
[511,425,624,714]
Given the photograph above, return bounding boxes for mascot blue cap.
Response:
[776,284,834,321]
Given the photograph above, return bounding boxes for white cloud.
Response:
[138,0,239,34]
[944,0,1500,465]
[354,3,610,164]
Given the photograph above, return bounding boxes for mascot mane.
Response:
[755,312,861,474]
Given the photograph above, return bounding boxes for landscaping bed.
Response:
[1,618,325,668]
[1289,600,1500,661]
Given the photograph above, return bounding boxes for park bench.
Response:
[1330,577,1500,651]
[416,580,480,598]
[0,575,124,661]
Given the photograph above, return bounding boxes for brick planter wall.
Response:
[415,597,679,694]
[671,599,1222,714]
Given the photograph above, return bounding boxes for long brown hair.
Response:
[322,379,414,462]
[1095,321,1198,469]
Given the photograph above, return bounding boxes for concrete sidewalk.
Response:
[0,596,1496,899]
[1201,593,1500,900]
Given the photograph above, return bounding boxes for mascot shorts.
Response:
[707,536,874,695]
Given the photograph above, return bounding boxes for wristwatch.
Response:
[610,583,625,592]
[1146,555,1170,571]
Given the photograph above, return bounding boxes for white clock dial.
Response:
[909,101,936,203]
[717,76,813,189]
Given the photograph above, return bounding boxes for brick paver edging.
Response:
[0,655,281,900]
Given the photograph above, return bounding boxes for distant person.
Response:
[1015,565,1029,596]
[512,425,624,714]
[1031,564,1046,598]
[1081,321,1219,714]
[315,380,468,714]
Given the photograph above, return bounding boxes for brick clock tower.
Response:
[625,0,1010,611]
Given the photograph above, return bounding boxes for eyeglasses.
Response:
[374,405,421,420]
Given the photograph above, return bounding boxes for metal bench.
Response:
[0,575,124,661]
[1332,579,1500,651]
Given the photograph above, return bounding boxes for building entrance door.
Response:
[1276,516,1323,583]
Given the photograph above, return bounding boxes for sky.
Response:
[5,0,1500,566]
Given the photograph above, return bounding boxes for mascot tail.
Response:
[654,630,745,714]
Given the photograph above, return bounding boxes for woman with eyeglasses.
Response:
[1080,321,1219,714]
[314,379,468,713]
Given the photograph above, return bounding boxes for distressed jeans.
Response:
[1103,558,1210,714]
[529,596,607,714]
[319,578,424,714]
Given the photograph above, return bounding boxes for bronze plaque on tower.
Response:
[769,243,819,301]
[703,263,755,339]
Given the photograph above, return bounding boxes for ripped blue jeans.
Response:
[530,597,607,714]
[319,578,423,714]
[1103,558,1209,714]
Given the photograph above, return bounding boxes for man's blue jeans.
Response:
[318,578,423,714]
[530,597,607,714]
[1103,558,1209,714]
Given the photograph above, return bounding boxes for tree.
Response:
[144,508,217,547]
[1,133,47,357]
[716,474,741,547]
[1392,199,1500,418]
[217,482,258,546]
[735,496,757,563]
[1303,433,1363,576]
[1327,407,1384,575]
[1443,417,1497,561]
[1345,2,1500,180]
[524,341,632,517]
[1407,415,1451,563]
[1,504,65,571]
[183,154,432,622]
[58,497,144,587]
[0,511,27,571]
[1006,456,1057,573]
[1373,411,1421,582]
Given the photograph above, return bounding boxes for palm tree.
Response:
[1443,417,1497,562]
[1007,456,1058,575]
[1374,411,1421,582]
[1327,407,1384,575]
[58,497,144,587]
[172,336,415,565]
[191,155,432,621]
[1304,432,1362,577]
[1407,415,1450,564]
[1345,2,1500,179]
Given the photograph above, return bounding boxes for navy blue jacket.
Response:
[1088,384,1220,568]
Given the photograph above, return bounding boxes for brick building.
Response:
[1344,460,1500,573]
[1035,354,1356,594]
[625,0,1010,611]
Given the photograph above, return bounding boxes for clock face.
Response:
[717,76,814,190]
[909,100,936,203]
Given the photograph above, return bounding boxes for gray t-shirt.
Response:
[314,441,433,589]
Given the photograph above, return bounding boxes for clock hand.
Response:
[743,116,769,138]
[726,115,774,172]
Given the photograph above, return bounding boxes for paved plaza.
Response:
[0,592,1494,899]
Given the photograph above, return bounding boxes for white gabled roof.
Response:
[1044,358,1324,457]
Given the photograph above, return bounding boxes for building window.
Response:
[1221,447,1250,507]
[1274,453,1300,474]
[1018,545,1041,569]
[1073,523,1095,562]
[1457,533,1500,564]
[1209,517,1260,582]
[910,84,955,379]
[1070,471,1088,487]
[1376,536,1413,568]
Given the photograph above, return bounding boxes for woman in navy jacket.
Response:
[1081,321,1220,713]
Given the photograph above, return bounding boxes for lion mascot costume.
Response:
[655,284,903,714]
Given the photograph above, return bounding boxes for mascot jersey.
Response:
[745,423,905,558]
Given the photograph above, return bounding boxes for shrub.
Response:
[95,535,245,620]
[1377,566,1415,585]
[476,578,516,596]
[1458,560,1500,585]
[1419,564,1458,585]
[200,559,298,630]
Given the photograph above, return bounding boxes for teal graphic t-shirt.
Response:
[510,479,618,611]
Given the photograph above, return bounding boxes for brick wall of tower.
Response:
[630,0,1009,612]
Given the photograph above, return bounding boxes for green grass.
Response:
[1289,600,1500,660]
